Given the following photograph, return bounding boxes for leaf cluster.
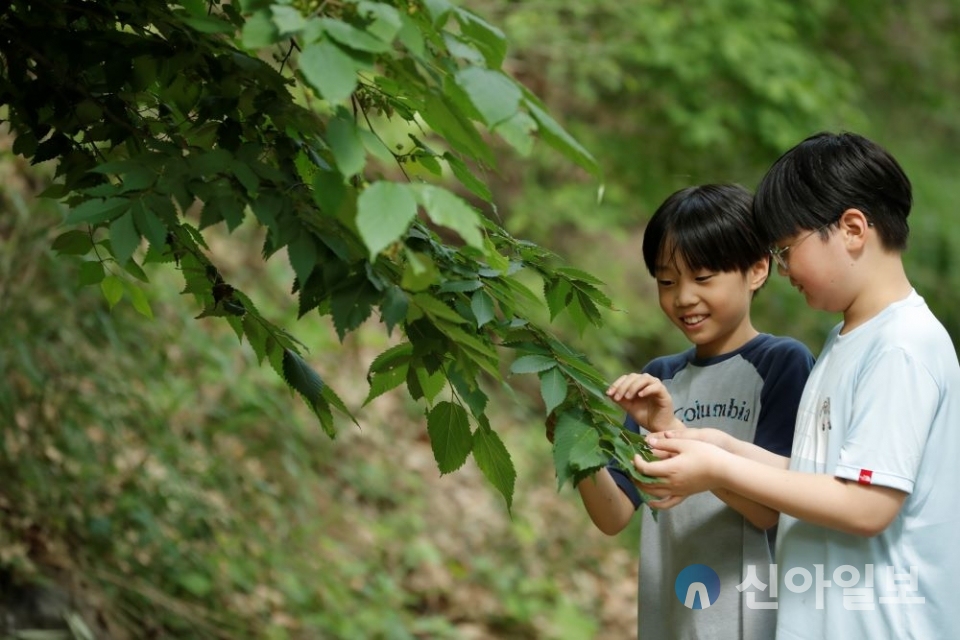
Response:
[0,0,618,508]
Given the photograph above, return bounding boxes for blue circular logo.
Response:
[674,564,721,609]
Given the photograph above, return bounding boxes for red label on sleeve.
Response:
[858,469,874,485]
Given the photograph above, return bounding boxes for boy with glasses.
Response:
[635,132,960,639]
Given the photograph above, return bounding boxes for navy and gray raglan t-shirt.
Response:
[607,333,815,640]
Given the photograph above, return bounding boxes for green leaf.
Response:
[369,341,414,374]
[327,115,366,178]
[510,354,557,375]
[52,230,93,256]
[494,110,536,156]
[539,367,568,416]
[242,315,269,364]
[411,184,483,249]
[443,153,492,202]
[552,412,593,490]
[181,14,235,34]
[357,1,402,43]
[241,10,277,48]
[401,250,439,291]
[100,275,124,309]
[65,198,129,225]
[380,285,409,334]
[287,234,317,287]
[300,41,360,104]
[282,348,325,413]
[356,182,417,259]
[330,279,376,340]
[568,428,610,473]
[454,68,522,127]
[319,17,392,53]
[109,212,141,266]
[78,261,105,286]
[132,200,168,249]
[454,8,507,68]
[125,282,153,318]
[412,293,467,324]
[470,290,495,328]
[472,423,516,510]
[365,365,408,405]
[416,367,447,403]
[524,95,600,177]
[271,5,306,36]
[426,401,473,474]
[420,93,494,166]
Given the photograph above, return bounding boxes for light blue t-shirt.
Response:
[774,291,960,639]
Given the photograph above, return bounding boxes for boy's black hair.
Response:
[642,183,767,277]
[753,131,912,251]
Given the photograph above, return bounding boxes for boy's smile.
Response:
[655,256,767,358]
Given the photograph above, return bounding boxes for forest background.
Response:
[2,0,960,638]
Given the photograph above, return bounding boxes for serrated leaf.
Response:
[416,367,447,402]
[357,181,417,259]
[426,401,473,474]
[412,293,467,324]
[300,40,360,104]
[369,341,413,374]
[364,365,408,405]
[380,286,408,334]
[510,354,557,375]
[109,212,140,266]
[132,200,168,249]
[242,315,269,364]
[454,67,521,127]
[552,412,593,490]
[470,290,494,328]
[544,277,572,320]
[568,427,609,472]
[330,281,376,340]
[557,266,607,286]
[282,348,324,410]
[287,233,317,286]
[539,367,567,416]
[473,424,515,510]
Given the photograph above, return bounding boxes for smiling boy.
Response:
[635,132,960,639]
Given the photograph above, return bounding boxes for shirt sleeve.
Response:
[754,340,815,456]
[834,348,940,493]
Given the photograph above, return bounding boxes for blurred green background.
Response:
[3,0,960,637]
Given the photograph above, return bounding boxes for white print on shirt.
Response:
[794,396,832,466]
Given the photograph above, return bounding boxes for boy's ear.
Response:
[839,208,870,249]
[747,256,770,291]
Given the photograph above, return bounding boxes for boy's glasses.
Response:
[768,222,835,273]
